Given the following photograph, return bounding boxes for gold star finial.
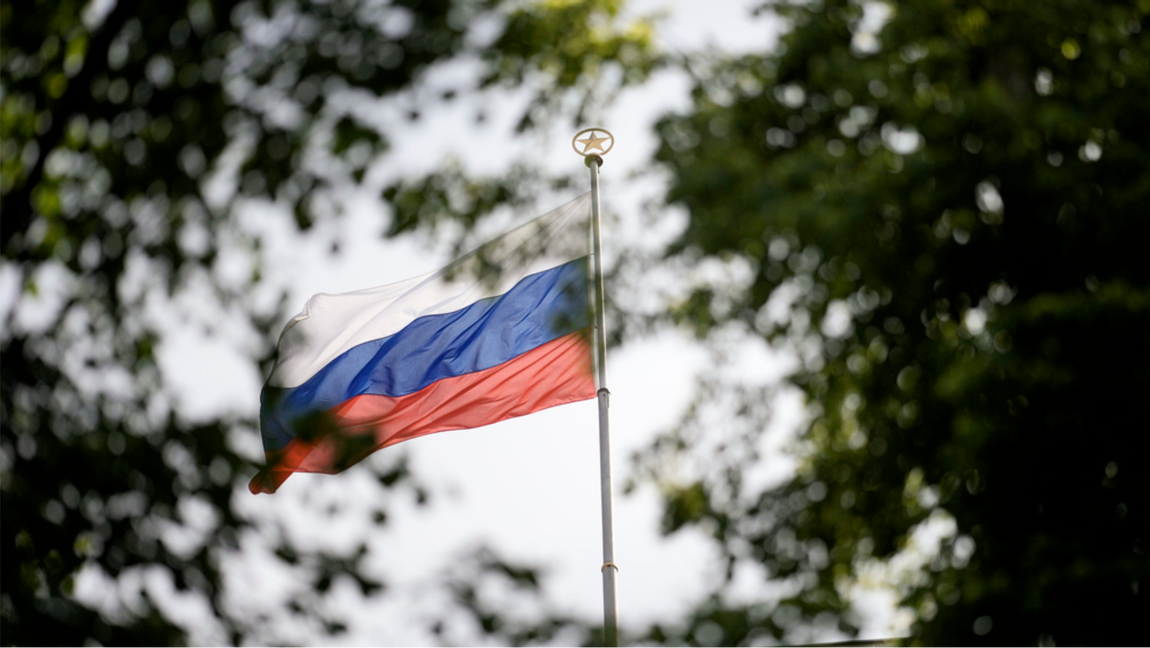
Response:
[578,132,609,153]
[572,128,615,157]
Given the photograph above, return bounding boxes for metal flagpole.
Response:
[572,128,619,646]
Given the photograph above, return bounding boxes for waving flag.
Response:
[251,194,596,494]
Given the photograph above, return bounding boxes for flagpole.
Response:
[574,128,619,647]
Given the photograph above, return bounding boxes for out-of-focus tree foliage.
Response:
[1,0,655,644]
[11,0,1147,644]
[637,0,1149,644]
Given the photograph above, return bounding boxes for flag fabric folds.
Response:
[251,193,597,494]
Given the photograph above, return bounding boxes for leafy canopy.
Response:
[640,0,1149,644]
[1,0,655,644]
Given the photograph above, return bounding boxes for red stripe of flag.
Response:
[250,330,594,494]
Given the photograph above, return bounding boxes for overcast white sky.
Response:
[51,1,920,644]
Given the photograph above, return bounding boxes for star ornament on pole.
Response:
[572,128,615,159]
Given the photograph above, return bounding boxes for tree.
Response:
[634,0,1149,644]
[11,0,1146,644]
[1,0,656,643]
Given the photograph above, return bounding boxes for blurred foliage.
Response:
[639,0,1149,644]
[1,0,656,644]
[11,0,1146,644]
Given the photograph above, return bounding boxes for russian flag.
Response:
[250,194,597,494]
